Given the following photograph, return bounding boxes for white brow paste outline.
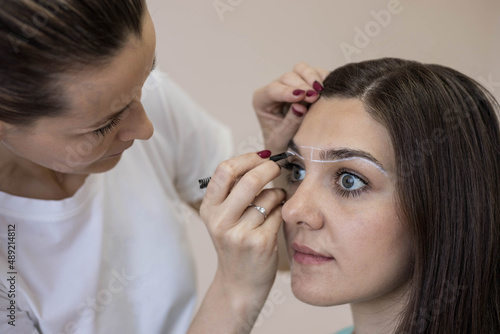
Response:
[286,146,389,176]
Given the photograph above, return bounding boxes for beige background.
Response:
[146,0,500,333]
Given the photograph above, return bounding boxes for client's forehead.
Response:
[286,143,389,176]
[293,98,396,175]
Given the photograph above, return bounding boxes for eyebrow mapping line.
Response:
[287,140,389,176]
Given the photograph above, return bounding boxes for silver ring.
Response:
[248,204,267,218]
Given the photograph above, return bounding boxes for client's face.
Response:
[282,97,413,307]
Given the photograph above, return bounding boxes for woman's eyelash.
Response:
[93,115,123,138]
[279,161,302,184]
[281,161,372,198]
[279,161,295,170]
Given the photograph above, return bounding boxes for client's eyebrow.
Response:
[288,139,388,174]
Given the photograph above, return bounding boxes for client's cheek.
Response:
[282,224,295,256]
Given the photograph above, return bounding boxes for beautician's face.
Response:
[1,11,157,174]
[282,98,413,306]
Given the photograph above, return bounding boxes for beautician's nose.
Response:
[117,103,154,141]
[282,181,325,230]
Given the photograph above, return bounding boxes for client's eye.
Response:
[339,174,364,190]
[335,169,370,198]
[281,162,306,183]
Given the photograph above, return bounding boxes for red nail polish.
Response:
[313,81,323,92]
[293,89,305,96]
[257,150,272,159]
[292,106,304,117]
[306,90,318,97]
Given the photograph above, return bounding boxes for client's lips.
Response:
[292,242,334,265]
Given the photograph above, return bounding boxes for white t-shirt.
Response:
[0,71,233,334]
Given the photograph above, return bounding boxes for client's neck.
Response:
[349,281,410,334]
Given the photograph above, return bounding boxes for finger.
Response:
[304,89,321,104]
[278,101,308,133]
[293,62,327,88]
[258,203,284,240]
[239,188,286,229]
[280,71,314,91]
[253,82,307,111]
[221,161,281,222]
[279,73,321,104]
[230,203,284,259]
[203,152,274,206]
[315,67,329,81]
[280,69,323,104]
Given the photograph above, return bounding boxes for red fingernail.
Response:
[306,90,318,97]
[293,89,305,96]
[292,106,304,117]
[313,81,323,92]
[257,150,272,159]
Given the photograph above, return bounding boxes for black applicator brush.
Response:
[198,152,292,189]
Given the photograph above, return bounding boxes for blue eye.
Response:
[338,173,364,190]
[281,162,306,183]
[291,165,306,182]
[335,169,369,198]
[281,162,371,198]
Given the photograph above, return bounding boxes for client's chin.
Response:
[290,274,342,307]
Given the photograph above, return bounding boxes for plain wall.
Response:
[146,0,500,333]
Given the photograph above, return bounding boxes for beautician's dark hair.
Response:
[0,0,145,125]
[322,58,500,333]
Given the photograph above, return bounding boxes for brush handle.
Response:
[198,152,290,189]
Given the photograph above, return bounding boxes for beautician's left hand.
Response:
[253,62,328,154]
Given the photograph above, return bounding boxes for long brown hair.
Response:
[0,0,145,125]
[322,58,500,333]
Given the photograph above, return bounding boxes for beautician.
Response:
[0,1,326,333]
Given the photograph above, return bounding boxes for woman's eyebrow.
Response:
[287,139,388,174]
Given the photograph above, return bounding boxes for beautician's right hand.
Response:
[200,151,285,303]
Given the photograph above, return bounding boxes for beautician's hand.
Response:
[190,151,285,333]
[253,62,328,153]
[201,151,285,296]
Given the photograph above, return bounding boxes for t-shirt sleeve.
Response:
[0,281,40,334]
[141,71,233,203]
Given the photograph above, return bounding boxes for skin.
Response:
[0,11,157,200]
[190,66,329,333]
[282,98,413,333]
[0,4,335,332]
